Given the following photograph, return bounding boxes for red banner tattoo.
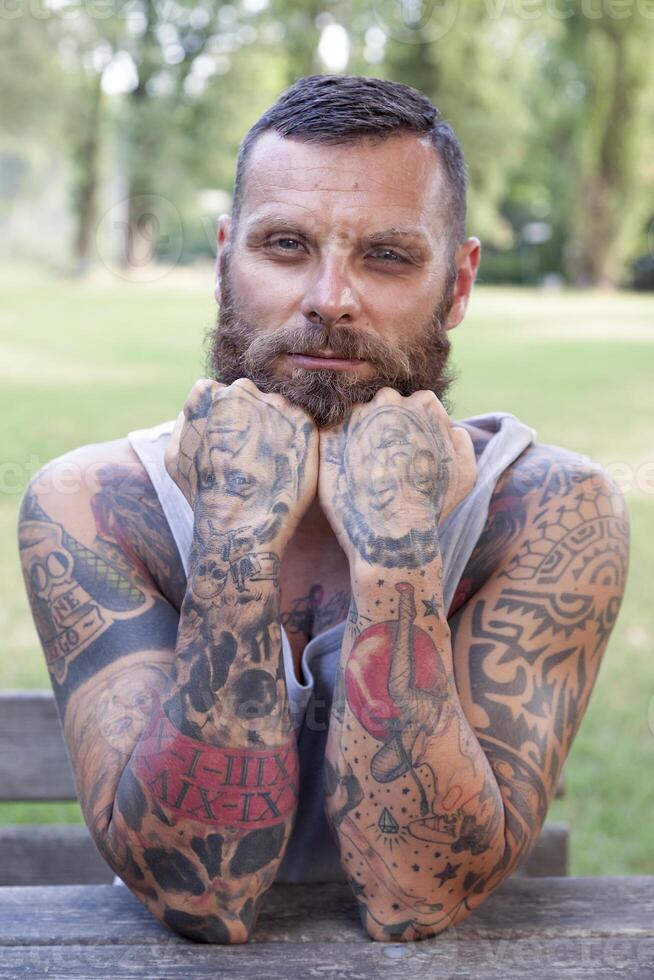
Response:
[132,708,299,829]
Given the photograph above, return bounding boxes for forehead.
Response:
[239,130,448,244]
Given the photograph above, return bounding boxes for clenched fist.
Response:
[165,378,319,555]
[317,387,477,569]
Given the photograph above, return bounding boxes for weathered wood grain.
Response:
[0,878,652,948]
[0,937,652,980]
[0,692,76,801]
[0,827,114,886]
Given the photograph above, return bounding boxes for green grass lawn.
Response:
[1,265,653,875]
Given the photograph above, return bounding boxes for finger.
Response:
[184,378,221,421]
[369,386,403,407]
[318,420,346,466]
[409,389,453,430]
[229,377,258,391]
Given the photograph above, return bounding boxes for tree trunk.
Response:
[71,71,103,276]
[567,23,647,288]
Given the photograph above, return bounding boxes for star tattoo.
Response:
[434,862,460,885]
[422,594,441,619]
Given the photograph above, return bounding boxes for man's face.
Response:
[346,408,441,538]
[193,392,297,543]
[196,396,283,504]
[96,667,164,753]
[208,130,463,427]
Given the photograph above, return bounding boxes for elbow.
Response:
[357,898,463,944]
[355,859,502,942]
[161,906,251,945]
[98,825,256,944]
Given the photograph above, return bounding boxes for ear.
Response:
[446,237,481,331]
[214,213,232,305]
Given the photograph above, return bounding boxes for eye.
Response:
[199,469,215,488]
[378,428,410,448]
[267,237,305,253]
[131,693,151,709]
[225,470,257,497]
[369,248,408,264]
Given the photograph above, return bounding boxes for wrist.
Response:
[185,526,284,612]
[348,551,445,594]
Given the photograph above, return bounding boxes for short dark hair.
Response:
[231,74,468,248]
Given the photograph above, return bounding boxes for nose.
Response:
[299,254,362,328]
[369,457,398,496]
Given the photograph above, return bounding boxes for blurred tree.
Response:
[563,8,654,287]
[381,2,536,251]
[0,13,64,135]
[0,12,70,241]
[69,71,104,275]
[24,0,270,271]
[3,0,653,286]
[109,0,240,268]
[270,0,323,82]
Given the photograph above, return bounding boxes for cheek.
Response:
[232,257,306,323]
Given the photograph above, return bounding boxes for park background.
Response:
[1,0,653,875]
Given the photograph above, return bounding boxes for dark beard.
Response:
[205,248,458,428]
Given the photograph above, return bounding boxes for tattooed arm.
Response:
[319,387,498,940]
[448,445,630,897]
[319,390,629,941]
[19,379,318,944]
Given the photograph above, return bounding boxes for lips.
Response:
[290,350,345,359]
[286,350,366,367]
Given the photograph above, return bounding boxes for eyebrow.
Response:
[244,215,431,249]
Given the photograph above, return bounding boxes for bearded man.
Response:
[19,74,629,944]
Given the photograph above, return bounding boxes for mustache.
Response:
[240,322,413,384]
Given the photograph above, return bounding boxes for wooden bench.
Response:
[1,878,653,977]
[0,690,568,886]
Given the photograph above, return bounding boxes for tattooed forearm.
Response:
[450,460,630,892]
[320,405,629,941]
[19,382,318,944]
[324,559,506,943]
[101,395,315,942]
[131,707,298,827]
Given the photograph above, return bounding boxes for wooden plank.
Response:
[0,692,76,801]
[0,878,652,948]
[0,827,114,886]
[0,938,653,980]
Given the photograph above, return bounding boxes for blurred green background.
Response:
[2,0,654,285]
[1,0,653,875]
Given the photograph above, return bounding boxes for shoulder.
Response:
[449,434,629,616]
[21,437,186,610]
[494,438,627,515]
